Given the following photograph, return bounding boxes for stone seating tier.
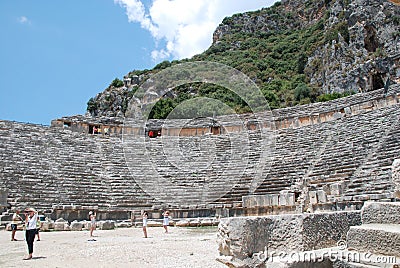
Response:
[0,86,400,212]
[347,202,400,258]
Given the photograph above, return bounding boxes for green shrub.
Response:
[316,91,355,102]
[294,83,311,101]
[110,78,124,88]
[87,98,98,113]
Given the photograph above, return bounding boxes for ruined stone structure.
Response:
[217,200,400,267]
[217,211,362,267]
[0,85,400,222]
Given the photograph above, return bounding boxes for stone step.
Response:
[361,202,400,225]
[347,224,400,257]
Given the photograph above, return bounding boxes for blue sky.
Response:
[0,0,277,125]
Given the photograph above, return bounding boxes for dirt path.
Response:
[0,226,226,268]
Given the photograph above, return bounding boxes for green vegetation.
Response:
[149,83,251,119]
[87,98,98,115]
[89,1,361,119]
[110,78,124,88]
[316,91,355,102]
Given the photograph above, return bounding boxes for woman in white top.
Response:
[142,211,148,238]
[89,211,96,237]
[162,211,170,233]
[24,207,38,260]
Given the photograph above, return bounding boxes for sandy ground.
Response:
[0,226,226,268]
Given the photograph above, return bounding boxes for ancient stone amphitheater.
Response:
[1,84,399,219]
[1,84,400,267]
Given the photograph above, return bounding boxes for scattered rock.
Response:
[71,222,83,231]
[176,220,190,227]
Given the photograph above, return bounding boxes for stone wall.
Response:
[217,211,361,266]
[55,86,400,136]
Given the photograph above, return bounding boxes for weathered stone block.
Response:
[361,201,400,224]
[116,221,131,228]
[54,222,68,231]
[146,220,162,227]
[287,193,295,206]
[317,190,327,203]
[41,222,50,231]
[265,195,272,206]
[217,211,361,263]
[200,219,213,226]
[330,183,342,196]
[279,193,289,206]
[189,219,200,227]
[242,196,254,208]
[71,222,83,231]
[347,224,400,257]
[176,220,190,227]
[55,218,66,223]
[217,217,271,260]
[272,194,279,206]
[48,222,55,229]
[302,211,361,250]
[98,221,116,230]
[309,191,318,204]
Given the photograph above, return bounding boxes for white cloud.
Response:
[18,16,31,25]
[115,0,278,62]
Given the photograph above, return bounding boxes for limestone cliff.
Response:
[88,0,400,118]
[212,0,400,93]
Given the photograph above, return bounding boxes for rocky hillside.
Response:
[87,0,400,118]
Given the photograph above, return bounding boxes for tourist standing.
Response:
[11,209,23,241]
[130,210,136,227]
[162,210,170,233]
[24,208,38,260]
[35,214,42,241]
[89,211,96,237]
[142,211,148,238]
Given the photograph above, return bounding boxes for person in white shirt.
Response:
[142,211,148,238]
[23,208,38,260]
[162,210,170,233]
[89,211,96,237]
